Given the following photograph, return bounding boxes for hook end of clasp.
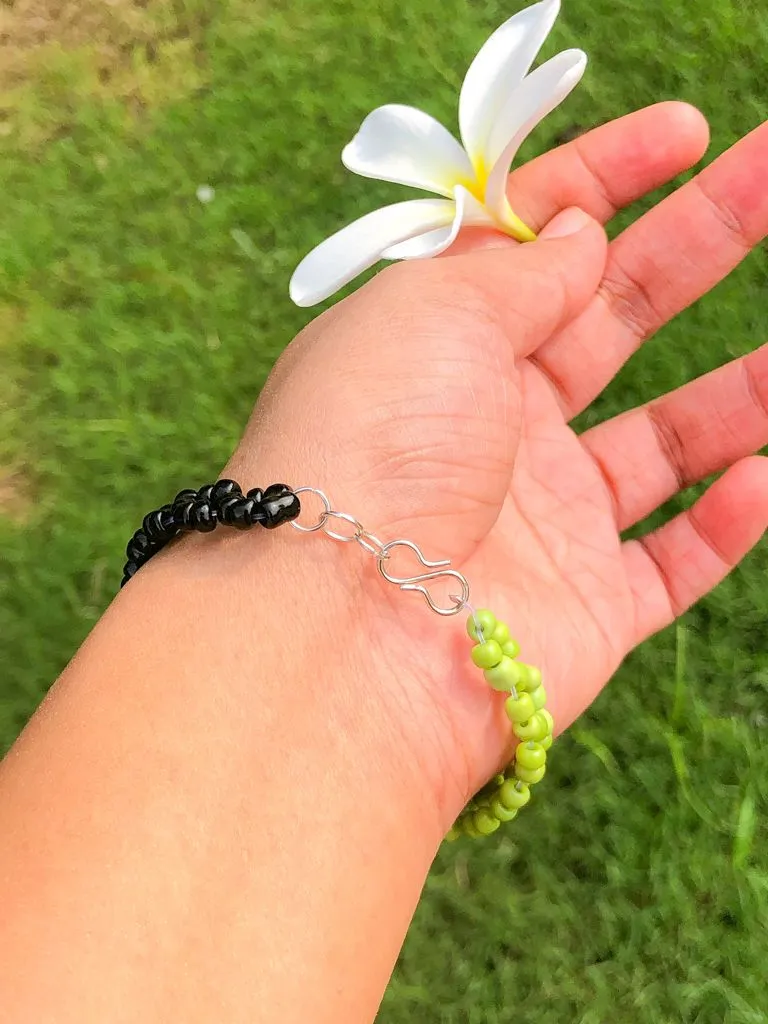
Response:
[377,539,470,617]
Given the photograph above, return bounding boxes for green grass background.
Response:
[1,0,767,1020]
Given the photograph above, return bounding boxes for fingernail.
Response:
[539,207,591,240]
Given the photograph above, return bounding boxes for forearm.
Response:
[0,530,444,1024]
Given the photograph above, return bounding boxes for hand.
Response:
[225,102,768,830]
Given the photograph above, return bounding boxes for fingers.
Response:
[622,456,768,643]
[445,208,607,356]
[446,102,710,259]
[532,119,768,417]
[509,101,710,230]
[582,343,768,530]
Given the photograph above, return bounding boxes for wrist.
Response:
[5,505,464,1024]
[122,523,469,843]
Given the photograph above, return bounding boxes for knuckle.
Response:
[598,261,664,342]
[694,177,753,251]
[645,403,691,489]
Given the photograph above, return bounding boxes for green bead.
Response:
[471,639,504,669]
[498,779,531,810]
[516,664,542,693]
[539,708,554,736]
[462,817,479,838]
[516,741,547,771]
[445,826,461,842]
[484,656,523,692]
[491,797,519,822]
[515,763,546,785]
[505,692,536,723]
[474,810,501,835]
[540,734,553,751]
[491,621,510,646]
[502,638,521,659]
[467,609,496,642]
[513,712,549,741]
[531,684,547,711]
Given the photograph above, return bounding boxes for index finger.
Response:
[511,101,711,229]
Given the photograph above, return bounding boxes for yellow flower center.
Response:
[457,152,537,244]
[459,153,489,203]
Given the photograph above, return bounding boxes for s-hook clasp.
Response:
[376,539,470,617]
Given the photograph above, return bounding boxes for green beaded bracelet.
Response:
[446,609,552,842]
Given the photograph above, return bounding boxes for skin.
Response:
[0,102,767,1023]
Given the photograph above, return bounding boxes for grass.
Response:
[1,0,767,1020]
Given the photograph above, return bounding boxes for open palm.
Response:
[235,102,768,800]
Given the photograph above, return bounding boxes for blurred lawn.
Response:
[1,0,767,1021]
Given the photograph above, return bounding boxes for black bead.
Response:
[245,488,266,522]
[263,483,292,498]
[172,501,194,529]
[197,483,215,503]
[127,542,149,565]
[231,498,260,530]
[189,501,217,532]
[159,505,176,533]
[172,488,198,507]
[142,509,167,541]
[218,494,243,524]
[260,484,300,529]
[211,479,242,505]
[143,506,178,545]
[123,560,140,579]
[127,530,151,560]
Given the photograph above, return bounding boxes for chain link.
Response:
[290,487,331,533]
[291,488,387,559]
[322,510,361,543]
[354,527,388,560]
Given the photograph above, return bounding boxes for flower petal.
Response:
[381,186,495,260]
[484,49,587,222]
[341,104,476,198]
[289,199,456,306]
[459,0,560,171]
[485,48,587,171]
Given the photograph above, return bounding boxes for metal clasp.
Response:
[376,539,469,617]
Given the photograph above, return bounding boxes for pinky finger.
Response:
[622,456,768,644]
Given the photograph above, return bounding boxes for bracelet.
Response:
[120,480,301,587]
[448,608,553,840]
[121,480,553,838]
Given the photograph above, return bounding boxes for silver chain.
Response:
[290,486,470,617]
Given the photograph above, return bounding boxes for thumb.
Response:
[446,207,607,357]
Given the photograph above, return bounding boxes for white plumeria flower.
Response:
[289,0,586,307]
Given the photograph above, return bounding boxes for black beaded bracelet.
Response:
[121,479,300,587]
